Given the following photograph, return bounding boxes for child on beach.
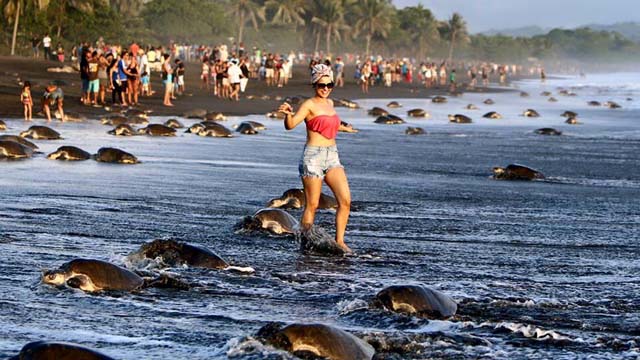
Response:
[21,82,33,121]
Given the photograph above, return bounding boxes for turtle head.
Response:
[256,322,290,349]
[492,167,505,176]
[19,131,29,138]
[120,154,138,164]
[46,151,60,160]
[266,198,284,208]
[187,124,205,134]
[42,269,66,286]
[447,114,455,121]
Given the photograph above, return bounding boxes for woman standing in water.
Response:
[278,64,353,253]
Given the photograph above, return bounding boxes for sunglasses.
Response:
[315,82,335,89]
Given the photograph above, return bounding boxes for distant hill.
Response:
[584,22,640,43]
[480,26,550,37]
[480,22,640,43]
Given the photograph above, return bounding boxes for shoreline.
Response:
[0,56,530,120]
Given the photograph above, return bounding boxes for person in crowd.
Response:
[265,53,275,86]
[215,59,225,98]
[42,83,64,122]
[110,52,128,106]
[31,36,40,58]
[334,57,344,88]
[139,49,152,96]
[87,50,100,105]
[201,59,210,90]
[161,53,173,106]
[97,53,111,105]
[56,43,65,62]
[449,69,456,92]
[227,58,242,101]
[175,59,185,95]
[239,57,250,93]
[360,61,371,94]
[20,81,33,121]
[43,34,51,60]
[79,49,90,104]
[221,60,231,99]
[126,52,140,105]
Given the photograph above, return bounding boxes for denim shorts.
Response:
[88,79,99,93]
[299,145,343,178]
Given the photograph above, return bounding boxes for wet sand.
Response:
[0,55,523,119]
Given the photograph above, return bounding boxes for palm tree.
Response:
[446,12,468,62]
[229,0,266,45]
[352,0,392,57]
[311,0,351,55]
[6,0,22,55]
[266,0,306,26]
[397,5,439,60]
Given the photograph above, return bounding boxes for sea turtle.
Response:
[373,285,458,319]
[138,124,177,136]
[42,258,144,292]
[108,124,136,136]
[94,147,138,164]
[448,114,472,123]
[534,128,562,136]
[19,126,61,140]
[493,164,545,180]
[405,127,425,135]
[47,146,91,161]
[164,119,184,129]
[483,111,502,119]
[0,140,34,159]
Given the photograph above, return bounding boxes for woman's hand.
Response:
[278,102,293,116]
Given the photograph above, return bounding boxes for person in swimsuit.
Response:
[126,52,140,105]
[161,53,174,106]
[278,64,354,253]
[21,81,33,121]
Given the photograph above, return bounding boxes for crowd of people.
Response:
[23,32,552,121]
[352,57,545,94]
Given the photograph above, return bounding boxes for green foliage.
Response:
[62,2,125,43]
[2,0,639,64]
[396,5,439,58]
[141,0,231,43]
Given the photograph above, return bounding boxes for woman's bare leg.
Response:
[301,176,323,231]
[324,167,352,252]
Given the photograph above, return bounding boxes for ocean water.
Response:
[1,73,639,359]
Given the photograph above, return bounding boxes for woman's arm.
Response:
[279,101,309,130]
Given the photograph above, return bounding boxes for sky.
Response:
[392,0,640,33]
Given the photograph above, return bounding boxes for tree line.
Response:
[2,0,639,64]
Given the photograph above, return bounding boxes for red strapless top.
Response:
[305,114,341,139]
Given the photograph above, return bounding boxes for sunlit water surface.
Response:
[1,73,639,359]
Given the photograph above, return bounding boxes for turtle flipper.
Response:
[143,273,191,290]
[66,275,94,291]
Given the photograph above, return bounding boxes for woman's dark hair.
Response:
[23,81,31,88]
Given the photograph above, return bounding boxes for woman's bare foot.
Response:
[337,241,352,254]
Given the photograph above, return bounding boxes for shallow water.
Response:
[1,73,639,359]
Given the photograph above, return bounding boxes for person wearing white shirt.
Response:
[43,34,52,60]
[227,59,242,101]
